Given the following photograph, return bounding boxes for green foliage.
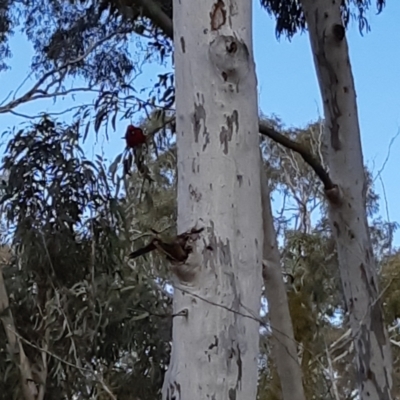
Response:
[0,116,176,399]
[260,0,386,38]
[21,0,173,77]
[379,252,400,399]
[0,0,12,71]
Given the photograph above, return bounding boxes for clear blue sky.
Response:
[0,0,399,245]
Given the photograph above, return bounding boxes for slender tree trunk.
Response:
[300,1,393,399]
[260,160,306,400]
[0,265,39,400]
[162,1,263,399]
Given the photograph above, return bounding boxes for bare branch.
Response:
[373,127,400,183]
[0,30,129,115]
[8,105,92,119]
[133,0,173,39]
[138,114,334,191]
[259,120,335,190]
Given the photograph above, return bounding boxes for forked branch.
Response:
[258,120,334,190]
[0,30,129,115]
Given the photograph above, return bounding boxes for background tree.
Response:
[259,0,393,397]
[0,116,178,400]
[258,120,398,400]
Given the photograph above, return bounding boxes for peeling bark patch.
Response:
[208,335,219,350]
[228,388,236,400]
[210,0,226,31]
[365,247,372,264]
[229,2,238,16]
[360,262,387,352]
[370,301,386,347]
[219,111,239,154]
[236,344,242,388]
[227,110,239,133]
[220,126,232,154]
[204,224,217,271]
[218,238,232,266]
[180,36,185,53]
[333,221,341,236]
[358,324,391,399]
[328,98,342,150]
[202,129,211,151]
[315,39,342,150]
[166,381,181,400]
[188,184,202,202]
[348,298,353,311]
[360,263,368,286]
[192,98,206,144]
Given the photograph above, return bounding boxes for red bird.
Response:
[125,125,147,149]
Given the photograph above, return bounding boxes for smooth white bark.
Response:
[162,1,263,399]
[260,161,306,400]
[301,1,393,398]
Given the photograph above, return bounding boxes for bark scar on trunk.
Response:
[312,15,343,151]
[210,0,227,31]
[192,96,210,151]
[209,36,250,89]
[219,110,238,154]
[318,44,342,151]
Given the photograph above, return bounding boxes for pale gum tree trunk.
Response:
[260,160,306,400]
[162,1,263,399]
[300,0,393,398]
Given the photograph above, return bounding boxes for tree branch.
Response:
[259,120,335,190]
[138,114,334,190]
[0,30,128,115]
[127,2,334,193]
[133,0,173,39]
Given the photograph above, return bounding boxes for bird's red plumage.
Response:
[125,125,147,148]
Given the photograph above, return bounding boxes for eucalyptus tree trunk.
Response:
[300,0,393,398]
[161,1,263,400]
[261,166,306,400]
